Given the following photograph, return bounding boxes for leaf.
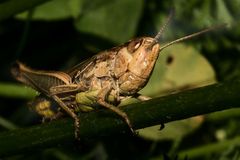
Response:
[74,0,144,43]
[81,0,113,14]
[216,0,233,24]
[138,116,204,141]
[16,0,83,20]
[0,0,51,21]
[68,0,83,19]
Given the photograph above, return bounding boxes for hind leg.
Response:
[52,95,80,140]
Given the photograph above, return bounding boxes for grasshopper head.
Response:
[116,37,160,94]
[126,12,173,79]
[127,37,160,79]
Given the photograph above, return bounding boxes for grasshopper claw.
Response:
[122,113,135,134]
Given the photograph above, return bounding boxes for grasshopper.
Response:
[11,14,225,139]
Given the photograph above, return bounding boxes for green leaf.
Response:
[138,116,204,141]
[68,0,83,18]
[0,0,51,21]
[74,0,144,43]
[81,0,113,14]
[16,0,83,20]
[216,0,233,24]
[173,0,234,28]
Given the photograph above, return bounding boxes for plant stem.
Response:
[178,136,240,159]
[0,83,38,99]
[206,108,240,122]
[151,136,240,160]
[0,116,18,130]
[0,80,240,157]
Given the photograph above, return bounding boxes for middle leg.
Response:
[97,85,134,133]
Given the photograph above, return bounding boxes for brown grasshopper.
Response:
[11,14,225,139]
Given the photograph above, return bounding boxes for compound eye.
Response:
[127,38,143,53]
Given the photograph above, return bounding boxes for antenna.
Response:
[154,10,174,42]
[147,10,174,50]
[159,23,227,52]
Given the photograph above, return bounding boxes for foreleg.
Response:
[134,93,152,101]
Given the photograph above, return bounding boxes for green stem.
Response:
[151,136,240,160]
[178,136,240,159]
[206,108,240,122]
[15,9,34,59]
[0,83,38,99]
[0,0,52,21]
[0,80,240,157]
[0,116,18,130]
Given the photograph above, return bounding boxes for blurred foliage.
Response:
[0,0,240,159]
